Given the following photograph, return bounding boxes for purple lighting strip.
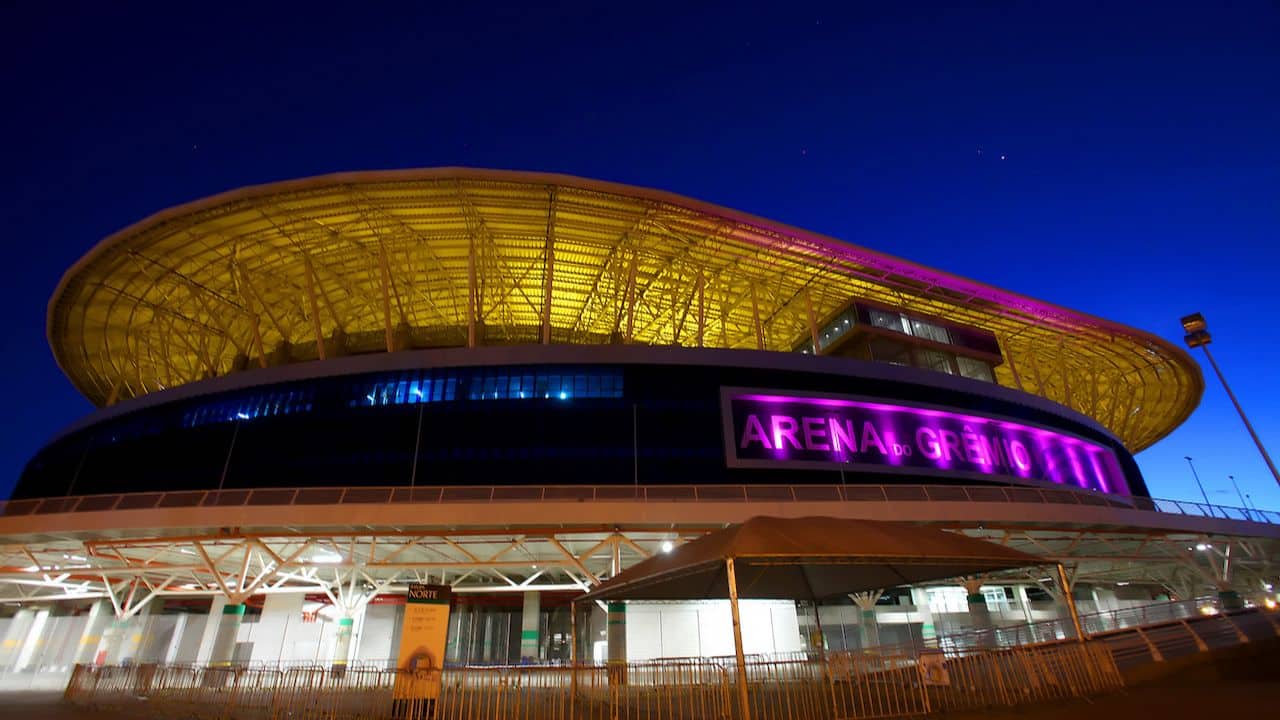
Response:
[724,391,1130,496]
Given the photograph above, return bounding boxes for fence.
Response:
[64,639,1122,720]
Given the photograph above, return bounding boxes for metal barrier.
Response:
[7,482,1278,525]
[923,596,1216,652]
[65,640,1123,720]
[1093,607,1280,670]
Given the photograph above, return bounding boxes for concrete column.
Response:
[849,592,882,649]
[909,588,936,643]
[195,596,228,665]
[606,601,626,664]
[520,591,541,662]
[94,617,132,666]
[962,580,992,631]
[332,616,355,669]
[116,602,160,664]
[1014,585,1034,624]
[850,594,880,649]
[0,608,36,670]
[163,613,191,664]
[14,608,51,671]
[208,603,246,667]
[73,600,112,666]
[253,594,302,665]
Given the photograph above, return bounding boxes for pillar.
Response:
[962,579,992,632]
[94,617,131,666]
[195,595,228,665]
[163,613,191,664]
[115,602,158,664]
[73,601,111,666]
[208,603,246,666]
[332,616,355,669]
[909,588,937,644]
[0,608,36,670]
[1217,588,1244,611]
[252,594,302,665]
[606,601,626,664]
[520,591,541,663]
[14,608,51,671]
[1017,586,1035,624]
[850,591,882,649]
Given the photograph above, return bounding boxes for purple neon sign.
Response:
[722,390,1129,496]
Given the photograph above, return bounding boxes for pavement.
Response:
[4,692,115,720]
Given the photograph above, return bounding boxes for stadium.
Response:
[0,169,1276,686]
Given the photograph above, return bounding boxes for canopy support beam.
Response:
[726,556,752,720]
[1056,562,1085,642]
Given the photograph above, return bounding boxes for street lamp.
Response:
[1184,456,1212,507]
[1181,313,1280,488]
[1226,475,1249,510]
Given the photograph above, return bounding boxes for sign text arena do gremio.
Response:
[723,390,1128,495]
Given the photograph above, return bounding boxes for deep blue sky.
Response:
[1,3,1277,508]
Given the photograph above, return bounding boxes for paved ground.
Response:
[4,692,108,720]
[951,636,1280,720]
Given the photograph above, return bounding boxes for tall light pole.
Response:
[1184,455,1212,507]
[1227,475,1248,510]
[1182,313,1280,489]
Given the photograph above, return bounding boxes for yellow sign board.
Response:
[394,583,452,702]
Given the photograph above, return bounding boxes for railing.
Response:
[904,597,1280,672]
[924,596,1214,652]
[63,640,1123,720]
[5,483,1278,525]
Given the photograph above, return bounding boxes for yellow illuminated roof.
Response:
[49,168,1201,450]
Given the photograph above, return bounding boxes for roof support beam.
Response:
[542,190,556,345]
[379,243,395,352]
[696,273,706,348]
[467,233,478,348]
[750,283,765,350]
[303,257,327,360]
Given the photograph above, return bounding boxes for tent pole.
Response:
[810,600,827,659]
[570,600,579,718]
[1055,563,1085,642]
[726,557,752,720]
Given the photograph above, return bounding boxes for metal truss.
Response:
[50,169,1198,450]
[0,527,691,613]
[0,523,1274,613]
[958,526,1279,599]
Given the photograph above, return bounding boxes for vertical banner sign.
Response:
[394,583,453,703]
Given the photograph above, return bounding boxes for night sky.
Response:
[2,3,1277,508]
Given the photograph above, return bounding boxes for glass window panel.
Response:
[910,318,951,344]
[869,309,907,334]
[869,337,912,366]
[917,348,956,375]
[956,356,994,382]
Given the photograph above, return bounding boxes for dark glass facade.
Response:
[16,361,1148,499]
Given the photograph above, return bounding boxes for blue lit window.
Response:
[182,386,316,428]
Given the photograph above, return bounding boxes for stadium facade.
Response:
[0,169,1275,675]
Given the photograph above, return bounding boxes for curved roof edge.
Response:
[47,168,1204,450]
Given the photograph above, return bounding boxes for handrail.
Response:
[3,483,1277,525]
[916,595,1221,653]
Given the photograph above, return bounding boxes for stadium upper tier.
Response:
[49,168,1200,451]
